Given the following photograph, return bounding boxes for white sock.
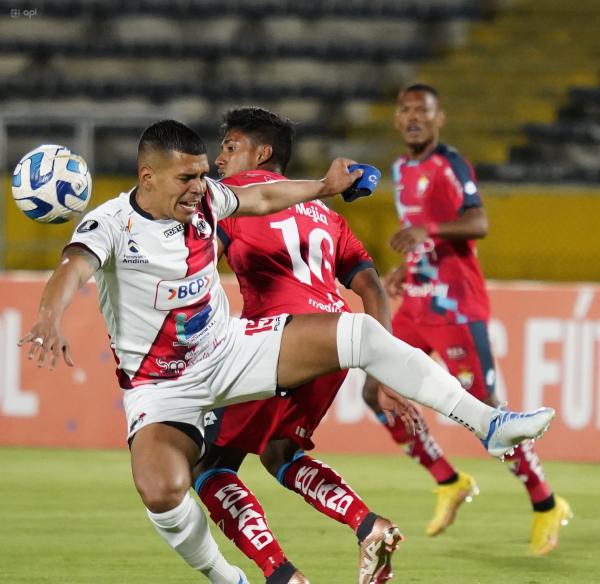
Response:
[147,492,241,584]
[337,313,495,437]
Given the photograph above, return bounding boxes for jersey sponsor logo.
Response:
[446,346,467,360]
[163,224,184,238]
[402,282,448,298]
[213,484,274,550]
[294,202,329,225]
[308,293,345,313]
[155,357,187,375]
[174,305,213,345]
[76,219,98,233]
[121,240,149,264]
[155,273,211,310]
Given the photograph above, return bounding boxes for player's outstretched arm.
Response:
[230,157,363,216]
[18,245,99,370]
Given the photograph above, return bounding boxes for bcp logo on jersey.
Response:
[155,272,211,310]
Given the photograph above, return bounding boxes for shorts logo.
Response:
[77,219,98,233]
[204,411,217,426]
[155,272,211,310]
[129,412,146,433]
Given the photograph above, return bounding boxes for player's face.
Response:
[152,152,210,223]
[215,130,264,178]
[394,90,444,153]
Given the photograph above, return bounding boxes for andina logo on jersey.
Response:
[121,236,149,264]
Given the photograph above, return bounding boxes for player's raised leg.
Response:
[131,423,247,584]
[277,312,555,458]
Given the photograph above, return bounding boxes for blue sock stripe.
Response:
[194,467,236,493]
[275,450,306,486]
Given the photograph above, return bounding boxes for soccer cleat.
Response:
[482,407,555,459]
[236,568,249,584]
[426,471,479,536]
[358,516,403,584]
[529,496,573,556]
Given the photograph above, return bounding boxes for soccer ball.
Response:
[11,144,92,224]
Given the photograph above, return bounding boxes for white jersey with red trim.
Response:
[68,177,239,389]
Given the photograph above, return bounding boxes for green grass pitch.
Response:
[0,447,597,583]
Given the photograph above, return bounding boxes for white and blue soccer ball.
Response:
[12,144,92,224]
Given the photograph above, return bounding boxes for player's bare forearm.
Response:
[350,268,392,332]
[39,246,98,320]
[232,158,362,216]
[18,245,99,369]
[390,207,488,253]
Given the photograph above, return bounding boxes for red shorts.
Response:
[392,312,495,402]
[203,369,348,454]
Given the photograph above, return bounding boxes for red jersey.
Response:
[391,143,490,325]
[218,170,374,319]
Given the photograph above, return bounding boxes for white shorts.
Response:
[123,314,288,444]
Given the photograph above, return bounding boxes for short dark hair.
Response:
[221,107,295,173]
[401,83,439,100]
[138,120,206,160]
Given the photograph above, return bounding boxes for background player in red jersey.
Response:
[378,83,572,554]
[194,107,416,584]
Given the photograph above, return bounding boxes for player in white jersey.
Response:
[20,120,556,583]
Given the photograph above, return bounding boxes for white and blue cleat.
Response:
[236,568,249,584]
[482,407,555,459]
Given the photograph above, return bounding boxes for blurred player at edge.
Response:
[378,83,572,554]
[20,120,555,584]
[194,107,418,584]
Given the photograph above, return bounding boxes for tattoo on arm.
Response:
[63,245,101,272]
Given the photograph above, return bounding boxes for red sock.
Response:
[504,440,552,505]
[280,454,369,532]
[196,470,286,577]
[381,414,456,483]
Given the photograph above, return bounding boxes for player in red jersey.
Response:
[194,107,414,584]
[377,84,572,553]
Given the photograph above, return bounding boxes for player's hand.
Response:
[319,158,363,197]
[18,318,74,370]
[377,384,423,436]
[390,225,428,253]
[384,265,407,299]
